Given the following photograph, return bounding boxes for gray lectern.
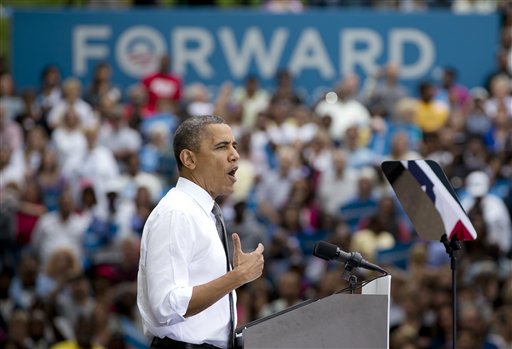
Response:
[236,275,391,349]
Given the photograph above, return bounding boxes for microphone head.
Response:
[313,241,339,261]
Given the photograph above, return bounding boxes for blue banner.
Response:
[12,9,499,102]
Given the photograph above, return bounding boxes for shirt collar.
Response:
[176,177,215,215]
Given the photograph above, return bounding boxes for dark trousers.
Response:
[151,337,222,349]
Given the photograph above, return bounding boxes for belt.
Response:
[151,337,222,349]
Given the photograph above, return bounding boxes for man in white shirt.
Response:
[137,115,265,349]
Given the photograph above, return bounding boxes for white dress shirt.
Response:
[137,177,235,348]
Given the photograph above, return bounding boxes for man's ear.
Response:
[179,149,196,170]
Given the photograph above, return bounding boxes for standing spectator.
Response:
[435,67,470,112]
[461,171,512,256]
[84,61,121,110]
[315,78,370,143]
[141,54,182,115]
[232,75,270,130]
[362,62,409,120]
[271,69,303,105]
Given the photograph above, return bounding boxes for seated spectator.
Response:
[65,124,120,212]
[184,82,214,117]
[36,65,62,119]
[8,253,49,310]
[0,73,23,121]
[117,153,162,205]
[130,186,155,237]
[0,145,25,191]
[484,72,512,120]
[33,147,68,212]
[0,103,24,152]
[465,87,492,137]
[111,282,148,349]
[256,145,304,226]
[339,167,380,234]
[15,181,47,250]
[343,124,381,170]
[385,131,421,161]
[317,148,358,216]
[47,77,95,129]
[259,270,303,318]
[4,309,30,349]
[413,81,449,134]
[483,104,512,154]
[49,313,103,349]
[15,89,46,138]
[50,107,87,170]
[31,189,89,266]
[21,126,48,178]
[98,103,142,169]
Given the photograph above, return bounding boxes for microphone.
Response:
[313,241,387,274]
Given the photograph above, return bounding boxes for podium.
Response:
[236,275,391,349]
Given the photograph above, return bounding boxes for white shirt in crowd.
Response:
[31,211,89,265]
[137,177,235,348]
[47,99,96,128]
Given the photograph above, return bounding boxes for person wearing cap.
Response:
[461,171,512,255]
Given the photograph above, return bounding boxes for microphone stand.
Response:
[440,234,461,349]
[341,252,364,294]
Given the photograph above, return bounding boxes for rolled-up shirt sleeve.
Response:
[144,210,195,325]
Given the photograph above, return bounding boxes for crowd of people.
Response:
[1,3,512,349]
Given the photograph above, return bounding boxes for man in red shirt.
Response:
[141,55,182,115]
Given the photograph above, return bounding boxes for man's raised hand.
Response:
[232,233,264,285]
